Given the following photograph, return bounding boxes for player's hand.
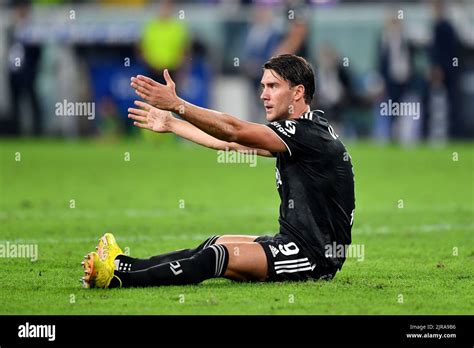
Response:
[130,70,179,112]
[127,100,174,133]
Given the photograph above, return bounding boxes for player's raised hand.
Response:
[127,100,174,133]
[130,69,179,112]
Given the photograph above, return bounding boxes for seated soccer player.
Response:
[81,54,355,289]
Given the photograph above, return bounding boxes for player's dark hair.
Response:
[263,54,315,105]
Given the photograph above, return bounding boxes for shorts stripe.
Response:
[275,262,311,270]
[276,266,313,274]
[274,258,308,265]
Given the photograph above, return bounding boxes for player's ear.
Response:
[294,85,305,102]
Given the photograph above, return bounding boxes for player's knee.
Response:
[196,235,220,251]
[224,243,268,282]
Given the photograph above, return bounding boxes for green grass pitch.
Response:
[0,137,473,315]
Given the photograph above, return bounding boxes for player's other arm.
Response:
[128,101,273,157]
[170,117,274,157]
[130,70,287,154]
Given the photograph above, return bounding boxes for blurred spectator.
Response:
[375,13,414,141]
[428,0,461,139]
[243,5,281,86]
[273,0,309,57]
[242,0,310,121]
[138,0,189,85]
[313,44,352,133]
[7,2,43,136]
[180,40,212,109]
[425,66,449,145]
[98,96,122,140]
[242,4,282,120]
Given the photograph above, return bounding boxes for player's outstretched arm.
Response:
[130,70,287,154]
[128,101,273,157]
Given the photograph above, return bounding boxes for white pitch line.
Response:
[0,207,277,220]
[0,232,277,245]
[0,205,472,221]
[353,223,474,235]
[0,223,472,245]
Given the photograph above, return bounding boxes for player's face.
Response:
[260,69,296,122]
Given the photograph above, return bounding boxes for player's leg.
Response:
[105,242,267,288]
[115,235,220,271]
[113,234,259,271]
[220,242,268,281]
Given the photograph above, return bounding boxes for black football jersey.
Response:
[266,110,355,271]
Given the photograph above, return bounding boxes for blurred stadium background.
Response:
[0,0,473,143]
[0,0,473,315]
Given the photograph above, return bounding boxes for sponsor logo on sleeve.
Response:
[271,121,297,137]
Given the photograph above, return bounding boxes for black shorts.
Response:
[255,234,336,282]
